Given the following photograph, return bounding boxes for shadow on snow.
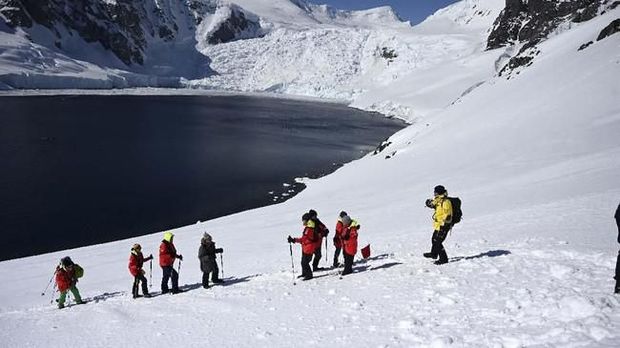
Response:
[450,250,512,263]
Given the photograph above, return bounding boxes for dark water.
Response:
[0,95,404,261]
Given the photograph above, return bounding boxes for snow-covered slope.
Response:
[1,2,619,347]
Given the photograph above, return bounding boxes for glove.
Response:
[425,199,434,208]
[141,269,146,275]
[287,236,294,243]
[177,255,183,261]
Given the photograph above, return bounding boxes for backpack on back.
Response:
[73,264,84,278]
[448,197,462,225]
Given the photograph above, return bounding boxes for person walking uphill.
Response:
[128,243,153,298]
[614,203,620,294]
[341,215,360,276]
[424,185,453,265]
[159,231,184,294]
[333,211,348,268]
[309,209,329,271]
[55,256,84,309]
[198,232,223,289]
[288,213,317,280]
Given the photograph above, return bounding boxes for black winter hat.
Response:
[308,209,318,218]
[60,256,73,267]
[302,213,311,222]
[434,185,447,195]
[339,211,348,218]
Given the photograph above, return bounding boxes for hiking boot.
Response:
[143,293,152,298]
[423,252,437,259]
[434,259,448,265]
[161,289,170,294]
[57,303,65,309]
[333,262,340,268]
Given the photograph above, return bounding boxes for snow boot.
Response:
[423,252,437,259]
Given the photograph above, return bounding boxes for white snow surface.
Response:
[1,1,620,347]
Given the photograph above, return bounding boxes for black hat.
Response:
[434,185,446,195]
[60,256,73,267]
[308,209,318,217]
[339,211,348,218]
[302,213,311,221]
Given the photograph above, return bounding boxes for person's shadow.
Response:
[180,274,259,292]
[450,250,511,262]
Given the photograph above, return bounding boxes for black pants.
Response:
[202,261,220,288]
[342,252,354,275]
[312,244,322,270]
[161,266,179,293]
[301,253,313,279]
[132,274,149,297]
[333,247,342,267]
[430,228,449,262]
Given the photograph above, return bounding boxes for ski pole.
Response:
[289,242,296,285]
[49,284,57,304]
[41,269,57,296]
[325,237,329,267]
[149,259,153,289]
[219,253,225,279]
[177,259,182,278]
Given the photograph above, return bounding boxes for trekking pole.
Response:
[220,253,225,279]
[289,242,296,285]
[149,259,153,289]
[325,237,329,267]
[49,284,57,304]
[41,269,57,296]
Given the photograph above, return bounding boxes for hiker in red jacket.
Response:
[341,215,360,276]
[288,213,317,280]
[333,211,348,268]
[309,209,329,271]
[55,256,83,309]
[159,231,183,294]
[128,243,153,298]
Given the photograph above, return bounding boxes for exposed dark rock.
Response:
[0,0,33,27]
[487,0,605,50]
[578,41,594,50]
[207,7,261,45]
[596,18,620,40]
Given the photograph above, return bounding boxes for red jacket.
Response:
[128,252,152,276]
[159,241,178,267]
[295,225,317,255]
[334,219,345,248]
[55,266,76,292]
[343,224,359,256]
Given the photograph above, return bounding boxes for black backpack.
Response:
[448,197,462,224]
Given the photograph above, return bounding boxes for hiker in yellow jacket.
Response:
[424,185,453,265]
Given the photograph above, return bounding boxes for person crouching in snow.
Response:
[159,231,183,294]
[128,243,153,298]
[287,213,317,280]
[198,232,223,289]
[55,256,84,309]
[341,215,360,276]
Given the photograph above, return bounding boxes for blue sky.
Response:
[320,0,460,24]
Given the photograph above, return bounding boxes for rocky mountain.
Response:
[487,0,620,75]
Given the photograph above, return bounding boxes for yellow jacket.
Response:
[432,194,453,230]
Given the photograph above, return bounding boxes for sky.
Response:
[319,0,461,24]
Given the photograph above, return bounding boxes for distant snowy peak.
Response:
[227,0,408,29]
[414,0,504,34]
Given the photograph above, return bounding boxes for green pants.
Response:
[58,285,82,307]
